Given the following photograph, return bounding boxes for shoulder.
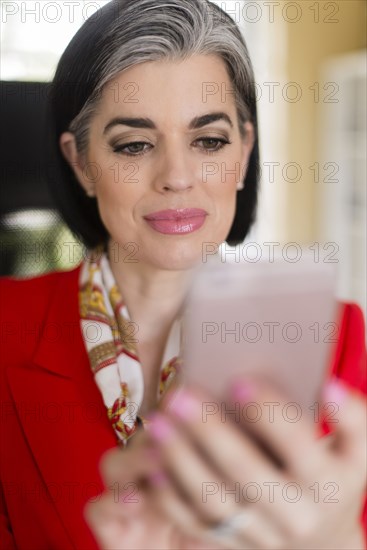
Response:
[333,302,366,394]
[0,265,83,366]
[0,263,81,290]
[0,264,82,320]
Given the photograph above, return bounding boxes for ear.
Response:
[237,121,255,191]
[59,132,96,197]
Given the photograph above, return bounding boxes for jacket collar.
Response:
[31,263,87,379]
[5,263,117,548]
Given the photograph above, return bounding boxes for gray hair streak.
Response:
[69,0,255,152]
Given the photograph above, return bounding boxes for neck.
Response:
[106,240,196,339]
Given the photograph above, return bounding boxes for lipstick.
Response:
[143,208,208,235]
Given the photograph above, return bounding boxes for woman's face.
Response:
[61,54,255,271]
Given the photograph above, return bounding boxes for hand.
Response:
[84,428,224,549]
[145,377,367,549]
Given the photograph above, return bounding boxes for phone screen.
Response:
[182,252,339,418]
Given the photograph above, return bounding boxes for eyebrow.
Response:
[103,111,234,134]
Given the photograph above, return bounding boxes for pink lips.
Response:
[143,208,208,235]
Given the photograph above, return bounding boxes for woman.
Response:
[0,0,366,548]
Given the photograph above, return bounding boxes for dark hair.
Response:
[46,0,260,249]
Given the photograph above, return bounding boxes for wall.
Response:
[281,0,366,244]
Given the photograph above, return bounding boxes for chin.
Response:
[144,240,206,271]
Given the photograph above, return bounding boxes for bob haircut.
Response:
[46,0,260,249]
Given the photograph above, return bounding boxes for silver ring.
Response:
[206,509,253,541]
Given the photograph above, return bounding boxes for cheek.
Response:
[95,152,143,205]
[204,146,243,192]
[205,156,240,239]
[217,191,237,233]
[208,161,239,211]
[205,184,237,244]
[93,163,142,238]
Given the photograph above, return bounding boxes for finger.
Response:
[322,378,367,471]
[150,468,285,550]
[84,490,139,550]
[146,411,237,524]
[147,467,221,545]
[147,411,286,549]
[99,434,161,488]
[161,385,322,540]
[225,377,326,481]
[202,508,286,550]
[85,488,179,550]
[162,384,288,486]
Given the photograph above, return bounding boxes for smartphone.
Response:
[181,252,340,418]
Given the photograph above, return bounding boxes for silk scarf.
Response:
[78,247,183,446]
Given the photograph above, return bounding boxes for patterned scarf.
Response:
[78,247,183,446]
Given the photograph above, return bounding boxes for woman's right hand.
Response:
[85,377,366,550]
[84,428,222,550]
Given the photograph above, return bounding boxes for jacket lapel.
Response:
[6,265,117,547]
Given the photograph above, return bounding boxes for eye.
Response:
[194,137,231,154]
[112,141,152,156]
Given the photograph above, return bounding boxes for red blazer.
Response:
[1,265,366,549]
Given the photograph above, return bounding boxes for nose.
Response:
[152,140,194,193]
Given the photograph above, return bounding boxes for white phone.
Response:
[181,252,340,418]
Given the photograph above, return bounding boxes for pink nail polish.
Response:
[229,380,256,403]
[323,378,348,405]
[166,386,201,420]
[145,412,175,443]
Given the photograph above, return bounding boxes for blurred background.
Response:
[0,0,366,319]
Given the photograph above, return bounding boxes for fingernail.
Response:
[148,469,169,487]
[145,412,175,443]
[166,386,201,421]
[323,378,348,405]
[229,379,256,402]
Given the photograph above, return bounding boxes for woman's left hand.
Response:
[146,377,367,549]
